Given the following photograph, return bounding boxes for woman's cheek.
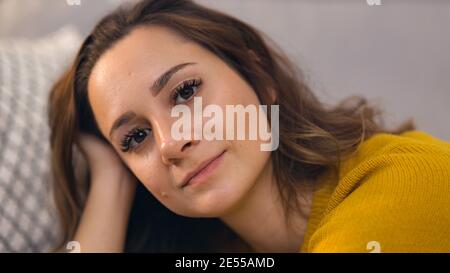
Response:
[132,160,166,192]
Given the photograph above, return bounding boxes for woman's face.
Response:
[88,25,271,217]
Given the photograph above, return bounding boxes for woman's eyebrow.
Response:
[109,111,136,139]
[109,62,197,139]
[150,62,197,96]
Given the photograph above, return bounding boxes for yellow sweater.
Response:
[300,131,450,253]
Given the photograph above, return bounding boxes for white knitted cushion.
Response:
[0,26,82,252]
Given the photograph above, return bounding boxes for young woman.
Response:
[48,0,450,253]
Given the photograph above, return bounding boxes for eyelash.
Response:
[120,78,202,153]
[120,127,152,152]
[171,78,202,105]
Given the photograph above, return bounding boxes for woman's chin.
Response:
[179,187,242,217]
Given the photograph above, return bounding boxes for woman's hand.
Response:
[72,133,137,252]
[76,133,137,194]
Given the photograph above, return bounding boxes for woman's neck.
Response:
[220,161,313,253]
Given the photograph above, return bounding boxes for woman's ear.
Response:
[248,49,261,63]
[268,87,277,104]
[247,49,277,104]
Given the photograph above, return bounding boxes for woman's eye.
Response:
[120,128,152,152]
[172,78,202,104]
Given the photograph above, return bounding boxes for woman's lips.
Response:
[181,150,226,188]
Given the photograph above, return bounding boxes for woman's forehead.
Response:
[89,26,195,87]
[86,26,210,137]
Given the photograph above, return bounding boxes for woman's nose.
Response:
[154,122,199,165]
[160,139,198,165]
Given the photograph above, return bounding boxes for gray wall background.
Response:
[1,0,449,139]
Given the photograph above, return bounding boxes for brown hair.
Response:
[48,0,413,252]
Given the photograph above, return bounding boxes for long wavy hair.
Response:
[48,0,413,252]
